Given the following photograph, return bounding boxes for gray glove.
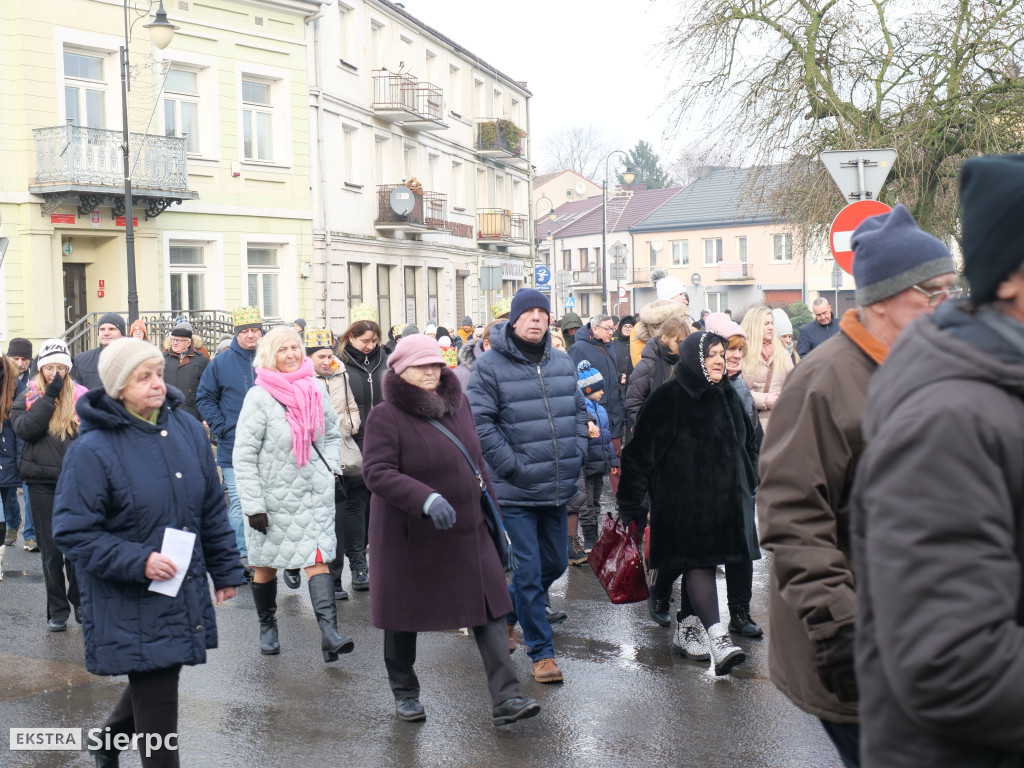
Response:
[426,496,456,531]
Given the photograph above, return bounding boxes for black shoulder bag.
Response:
[424,418,516,572]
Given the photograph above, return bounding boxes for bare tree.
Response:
[544,126,608,180]
[662,0,1024,243]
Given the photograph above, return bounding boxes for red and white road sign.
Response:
[829,200,892,275]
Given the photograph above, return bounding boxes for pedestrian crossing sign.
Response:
[564,296,575,309]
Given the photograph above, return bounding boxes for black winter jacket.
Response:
[163,347,208,421]
[795,318,838,356]
[467,322,588,508]
[72,346,103,390]
[12,379,89,485]
[625,337,678,433]
[341,343,387,450]
[569,327,625,439]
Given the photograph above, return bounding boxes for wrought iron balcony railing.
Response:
[372,71,445,124]
[376,184,447,229]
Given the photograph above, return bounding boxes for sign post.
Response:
[829,200,892,275]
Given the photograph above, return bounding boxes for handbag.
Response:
[424,418,516,572]
[587,512,649,604]
[337,370,364,477]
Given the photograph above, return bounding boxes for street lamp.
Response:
[601,152,635,313]
[122,0,177,323]
[533,194,558,294]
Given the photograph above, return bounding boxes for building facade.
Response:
[306,0,533,333]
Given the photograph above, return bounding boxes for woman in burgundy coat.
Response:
[361,335,539,727]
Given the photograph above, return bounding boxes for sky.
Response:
[399,0,697,178]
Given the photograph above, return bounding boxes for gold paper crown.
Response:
[351,303,379,323]
[489,297,512,319]
[232,305,262,328]
[391,323,404,338]
[304,327,334,350]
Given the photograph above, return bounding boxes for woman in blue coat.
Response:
[53,338,245,768]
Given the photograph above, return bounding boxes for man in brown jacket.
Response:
[852,155,1024,768]
[757,204,957,768]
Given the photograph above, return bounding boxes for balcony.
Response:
[630,267,655,285]
[371,71,448,131]
[29,124,198,218]
[718,261,755,282]
[477,209,530,247]
[375,183,448,234]
[475,118,528,167]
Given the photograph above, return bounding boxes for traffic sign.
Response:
[820,149,897,201]
[564,296,576,309]
[537,284,551,292]
[480,265,503,290]
[829,200,892,274]
[534,265,551,285]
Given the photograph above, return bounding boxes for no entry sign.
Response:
[829,200,892,274]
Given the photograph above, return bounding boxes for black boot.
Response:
[728,605,764,638]
[308,572,354,662]
[251,580,280,655]
[648,592,671,627]
[89,745,120,767]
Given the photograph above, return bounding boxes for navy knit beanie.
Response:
[959,154,1024,305]
[851,204,954,306]
[509,288,550,325]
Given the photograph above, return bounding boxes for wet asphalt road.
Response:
[1,521,842,768]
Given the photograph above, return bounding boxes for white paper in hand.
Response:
[148,527,196,598]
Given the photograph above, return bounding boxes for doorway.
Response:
[63,263,87,330]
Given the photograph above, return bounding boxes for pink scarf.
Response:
[255,357,324,468]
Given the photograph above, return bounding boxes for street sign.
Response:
[534,265,551,285]
[480,265,503,290]
[820,149,897,201]
[537,284,551,292]
[609,265,627,280]
[829,200,892,274]
[564,296,576,309]
[831,261,843,289]
[618,287,627,299]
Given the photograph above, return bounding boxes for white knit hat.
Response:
[656,275,687,302]
[37,338,73,372]
[98,337,163,398]
[771,308,793,336]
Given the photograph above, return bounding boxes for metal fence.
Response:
[63,310,234,357]
[371,71,443,120]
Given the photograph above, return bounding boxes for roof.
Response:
[546,186,685,239]
[534,169,597,189]
[534,197,603,239]
[630,166,785,233]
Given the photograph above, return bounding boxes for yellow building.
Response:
[0,0,320,348]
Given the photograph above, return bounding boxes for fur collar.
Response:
[382,367,462,419]
[634,300,692,343]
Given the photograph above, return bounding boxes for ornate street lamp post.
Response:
[601,152,635,313]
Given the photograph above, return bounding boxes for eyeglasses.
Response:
[911,284,963,307]
[596,325,615,333]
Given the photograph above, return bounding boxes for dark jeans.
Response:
[384,618,520,706]
[327,478,352,587]
[2,486,21,534]
[345,478,370,570]
[579,474,604,542]
[650,559,755,618]
[28,485,79,621]
[101,665,182,768]
[504,503,568,661]
[820,720,860,768]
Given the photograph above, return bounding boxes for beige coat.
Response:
[742,352,792,431]
[317,359,361,436]
[630,300,692,366]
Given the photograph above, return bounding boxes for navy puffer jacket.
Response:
[53,386,245,676]
[467,322,588,508]
[0,377,24,488]
[196,337,257,466]
[569,326,625,439]
[583,399,618,476]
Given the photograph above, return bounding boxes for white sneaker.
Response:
[673,614,710,660]
[707,621,746,675]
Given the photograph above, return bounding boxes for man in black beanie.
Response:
[73,312,126,389]
[851,156,1024,767]
[6,338,33,386]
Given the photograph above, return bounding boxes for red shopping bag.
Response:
[587,513,650,604]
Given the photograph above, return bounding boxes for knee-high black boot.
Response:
[308,572,354,662]
[250,580,280,655]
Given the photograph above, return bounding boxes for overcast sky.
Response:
[400,0,697,177]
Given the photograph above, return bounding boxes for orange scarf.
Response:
[839,309,889,365]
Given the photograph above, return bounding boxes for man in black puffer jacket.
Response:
[468,289,588,686]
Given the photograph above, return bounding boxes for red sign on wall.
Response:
[50,213,76,224]
[115,217,139,227]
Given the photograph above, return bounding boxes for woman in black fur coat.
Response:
[617,331,759,676]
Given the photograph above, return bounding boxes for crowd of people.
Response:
[1,154,1023,767]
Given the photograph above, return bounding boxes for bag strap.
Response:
[424,418,486,493]
[270,394,340,478]
[763,360,775,397]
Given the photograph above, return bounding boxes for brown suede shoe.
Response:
[507,624,517,654]
[531,658,563,683]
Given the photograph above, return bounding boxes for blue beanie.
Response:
[576,360,604,395]
[851,204,954,306]
[959,154,1024,305]
[509,288,550,325]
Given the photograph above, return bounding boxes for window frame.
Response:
[164,66,201,155]
[773,233,794,263]
[245,244,282,320]
[63,48,108,129]
[703,237,723,266]
[671,239,689,267]
[168,241,208,313]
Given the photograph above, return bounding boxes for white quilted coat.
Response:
[234,385,342,568]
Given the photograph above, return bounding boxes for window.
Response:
[474,79,485,117]
[427,153,439,190]
[64,50,106,128]
[476,169,487,207]
[370,21,384,69]
[404,266,418,323]
[247,246,280,318]
[671,239,689,267]
[241,78,273,161]
[169,244,206,312]
[562,249,571,271]
[773,233,793,262]
[448,65,461,114]
[377,265,392,328]
[347,262,363,307]
[706,291,728,313]
[374,135,389,182]
[450,160,464,208]
[427,268,440,325]
[342,125,356,183]
[337,4,351,62]
[649,242,658,267]
[495,174,505,208]
[164,68,200,154]
[403,144,416,179]
[703,238,723,265]
[577,249,588,272]
[736,236,748,262]
[579,294,590,317]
